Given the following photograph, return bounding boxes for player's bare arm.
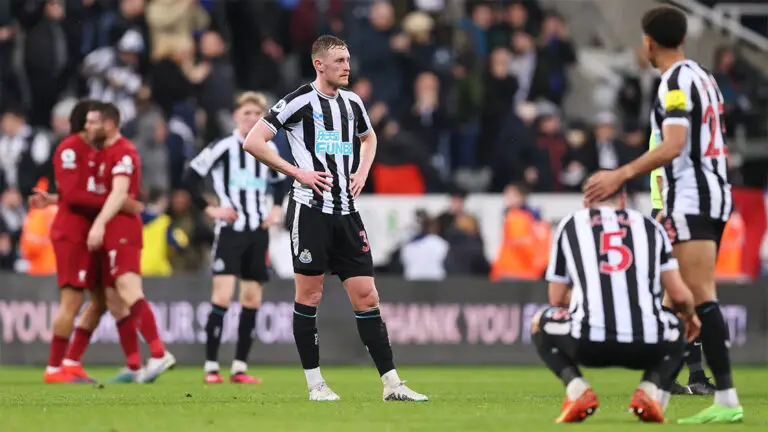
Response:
[547,281,571,307]
[660,269,701,342]
[87,175,130,250]
[349,129,377,199]
[28,190,144,213]
[243,120,332,195]
[584,123,687,202]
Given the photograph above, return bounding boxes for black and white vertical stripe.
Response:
[546,207,679,344]
[261,83,372,215]
[652,59,732,221]
[81,47,142,123]
[188,132,285,231]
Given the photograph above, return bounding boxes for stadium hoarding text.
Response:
[0,275,765,365]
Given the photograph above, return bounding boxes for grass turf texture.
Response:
[1,366,764,431]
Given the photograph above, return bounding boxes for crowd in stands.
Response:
[0,0,765,279]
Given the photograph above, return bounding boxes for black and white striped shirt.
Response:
[187,131,286,231]
[546,207,680,344]
[652,59,732,221]
[261,83,372,215]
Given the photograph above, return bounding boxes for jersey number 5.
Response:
[703,103,727,157]
[599,229,633,274]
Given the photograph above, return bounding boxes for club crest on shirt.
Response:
[299,249,312,264]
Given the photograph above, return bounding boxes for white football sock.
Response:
[62,359,79,367]
[381,369,401,388]
[304,367,325,389]
[231,360,247,375]
[657,390,671,411]
[637,381,658,400]
[204,361,219,373]
[566,378,589,401]
[45,366,61,374]
[714,388,740,408]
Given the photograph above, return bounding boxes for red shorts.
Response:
[52,240,102,290]
[101,243,142,288]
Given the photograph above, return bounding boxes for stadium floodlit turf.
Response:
[1,366,765,431]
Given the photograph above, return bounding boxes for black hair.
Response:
[641,5,687,49]
[70,99,96,133]
[147,188,166,204]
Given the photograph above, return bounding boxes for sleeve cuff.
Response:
[546,274,571,284]
[662,118,690,128]
[660,258,679,272]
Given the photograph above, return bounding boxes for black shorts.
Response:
[285,200,374,281]
[211,226,269,282]
[662,212,726,249]
[538,307,685,370]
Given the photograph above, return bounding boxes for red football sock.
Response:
[116,316,142,371]
[131,298,165,358]
[48,335,69,368]
[64,328,93,363]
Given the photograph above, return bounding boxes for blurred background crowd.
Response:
[0,0,766,281]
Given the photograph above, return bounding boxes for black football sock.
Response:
[205,304,228,367]
[355,308,396,376]
[647,339,687,391]
[234,307,258,364]
[293,303,320,370]
[696,302,734,390]
[532,331,582,386]
[685,337,706,383]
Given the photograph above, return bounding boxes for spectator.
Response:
[100,0,151,74]
[536,12,576,105]
[491,183,549,281]
[560,120,596,192]
[0,187,26,270]
[49,98,78,142]
[713,46,751,137]
[81,29,145,124]
[401,72,448,155]
[490,101,537,192]
[450,53,484,171]
[509,31,549,103]
[529,102,567,191]
[457,1,492,59]
[18,0,70,128]
[400,215,449,281]
[149,35,210,119]
[351,1,404,111]
[20,182,56,276]
[198,30,235,143]
[0,3,20,112]
[444,213,490,277]
[168,190,213,273]
[487,1,538,51]
[619,121,649,193]
[129,109,170,194]
[145,0,210,51]
[436,190,467,238]
[617,47,659,131]
[0,108,52,197]
[142,188,188,276]
[477,47,518,167]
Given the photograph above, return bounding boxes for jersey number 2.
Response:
[599,229,633,274]
[703,103,727,157]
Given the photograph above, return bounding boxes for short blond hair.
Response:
[311,35,347,60]
[235,91,268,111]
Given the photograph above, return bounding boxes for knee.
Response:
[297,288,323,306]
[356,286,379,310]
[212,287,234,308]
[239,283,263,309]
[106,289,129,320]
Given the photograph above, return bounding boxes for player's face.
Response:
[319,47,351,88]
[84,111,106,144]
[642,34,658,68]
[234,103,264,135]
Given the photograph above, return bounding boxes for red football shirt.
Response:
[50,134,106,243]
[95,137,143,247]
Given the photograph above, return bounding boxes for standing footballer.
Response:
[243,35,427,402]
[584,6,742,424]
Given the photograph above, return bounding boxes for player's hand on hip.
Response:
[205,206,238,224]
[261,205,283,228]
[583,170,622,203]
[348,170,368,199]
[683,313,702,343]
[655,210,665,223]
[87,222,106,251]
[295,169,332,196]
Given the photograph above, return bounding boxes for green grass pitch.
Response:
[1,366,765,431]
